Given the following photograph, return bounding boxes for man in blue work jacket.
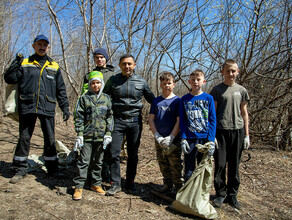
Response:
[4,34,70,184]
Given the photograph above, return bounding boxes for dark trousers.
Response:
[74,141,104,188]
[12,114,58,176]
[184,138,206,181]
[214,128,244,198]
[109,117,142,186]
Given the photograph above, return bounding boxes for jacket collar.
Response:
[29,54,53,63]
[94,64,114,71]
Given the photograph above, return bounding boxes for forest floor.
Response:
[0,116,291,220]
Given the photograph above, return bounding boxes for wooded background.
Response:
[0,0,291,150]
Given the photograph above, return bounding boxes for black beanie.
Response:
[93,48,109,62]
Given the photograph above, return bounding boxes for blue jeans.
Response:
[184,138,206,181]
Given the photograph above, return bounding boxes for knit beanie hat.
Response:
[88,71,104,97]
[93,48,109,62]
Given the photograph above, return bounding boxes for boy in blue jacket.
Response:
[179,69,216,181]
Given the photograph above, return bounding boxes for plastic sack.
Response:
[171,142,218,219]
[4,83,19,122]
[56,140,77,166]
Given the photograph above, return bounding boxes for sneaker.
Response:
[91,185,106,196]
[225,196,241,210]
[125,182,138,195]
[9,174,25,184]
[73,188,83,200]
[213,196,226,208]
[106,184,121,196]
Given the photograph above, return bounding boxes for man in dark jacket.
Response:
[4,34,70,184]
[83,48,115,85]
[103,54,155,196]
[81,48,114,183]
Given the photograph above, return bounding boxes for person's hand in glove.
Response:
[207,141,216,156]
[63,108,70,121]
[103,135,112,150]
[154,132,164,145]
[161,134,175,147]
[181,139,190,154]
[244,136,250,150]
[74,136,84,152]
[15,53,24,63]
[6,54,24,75]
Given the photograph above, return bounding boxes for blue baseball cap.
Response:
[34,34,49,44]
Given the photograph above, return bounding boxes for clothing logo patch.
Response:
[234,91,241,96]
[158,106,170,111]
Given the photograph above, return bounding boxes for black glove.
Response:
[8,54,24,73]
[16,53,24,62]
[63,109,70,121]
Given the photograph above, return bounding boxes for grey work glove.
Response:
[154,132,164,145]
[181,139,190,154]
[207,141,216,156]
[161,134,175,147]
[244,136,250,150]
[74,136,84,153]
[103,135,112,150]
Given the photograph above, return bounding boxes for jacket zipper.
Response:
[126,77,129,114]
[35,61,49,113]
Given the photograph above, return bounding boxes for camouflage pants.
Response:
[155,140,183,189]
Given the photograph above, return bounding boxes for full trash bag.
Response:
[27,140,77,172]
[171,142,218,219]
[4,83,19,122]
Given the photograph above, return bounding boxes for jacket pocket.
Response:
[19,93,35,111]
[19,93,35,101]
[46,95,56,112]
[134,85,143,97]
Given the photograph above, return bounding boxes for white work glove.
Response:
[181,139,190,154]
[103,135,112,150]
[244,136,250,150]
[161,134,175,147]
[154,132,164,145]
[74,136,84,152]
[207,141,216,156]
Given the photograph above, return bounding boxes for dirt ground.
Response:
[0,116,291,220]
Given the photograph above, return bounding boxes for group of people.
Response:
[4,34,250,211]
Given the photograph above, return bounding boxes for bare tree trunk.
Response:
[46,0,79,96]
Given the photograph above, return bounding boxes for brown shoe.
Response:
[91,185,106,196]
[73,188,83,200]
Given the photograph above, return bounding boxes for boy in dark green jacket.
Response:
[73,71,113,200]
